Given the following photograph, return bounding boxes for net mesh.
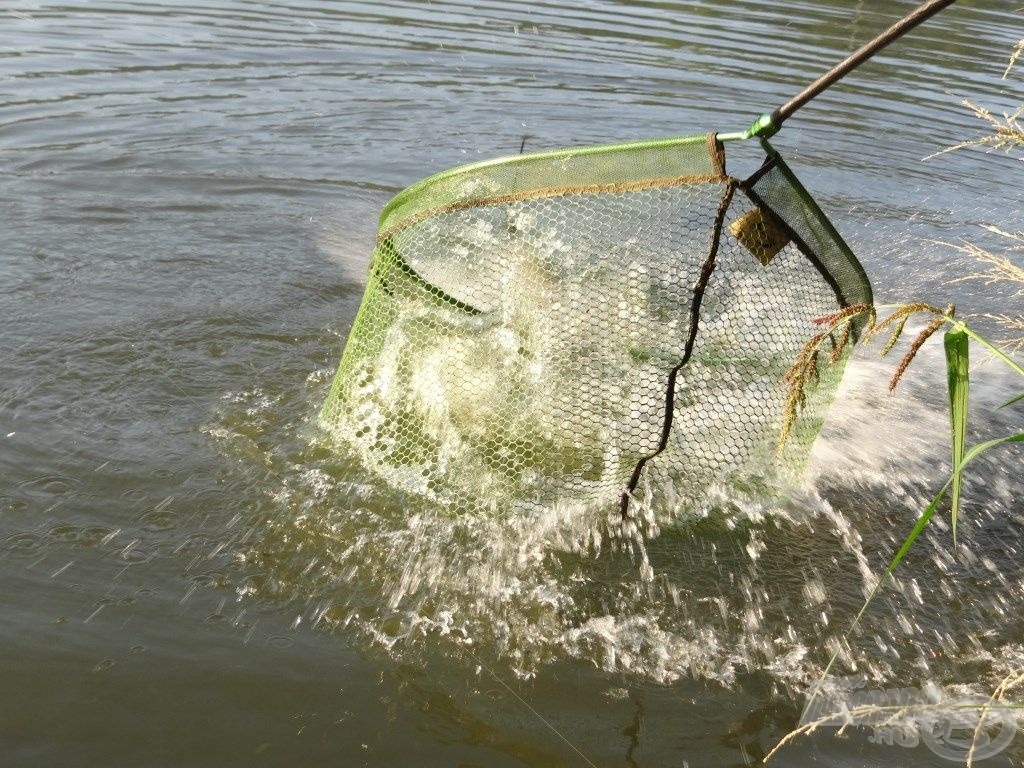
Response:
[321,133,871,516]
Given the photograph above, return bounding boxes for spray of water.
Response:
[203,238,1024,733]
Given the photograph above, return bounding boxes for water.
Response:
[2,1,1022,765]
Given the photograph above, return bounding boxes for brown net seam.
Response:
[706,132,726,177]
[619,179,738,519]
[378,173,731,242]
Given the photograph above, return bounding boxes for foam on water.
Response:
[202,317,1024,715]
[210,380,857,688]
[211,200,1024,719]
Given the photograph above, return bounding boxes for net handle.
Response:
[719,0,957,141]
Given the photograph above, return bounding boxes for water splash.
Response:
[194,314,1024,718]
[206,381,870,687]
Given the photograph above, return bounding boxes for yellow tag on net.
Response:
[729,208,790,266]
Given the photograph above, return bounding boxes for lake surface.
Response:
[2,1,1023,765]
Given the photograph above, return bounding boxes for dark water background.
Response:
[2,1,1023,766]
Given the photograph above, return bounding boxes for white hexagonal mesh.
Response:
[321,134,870,516]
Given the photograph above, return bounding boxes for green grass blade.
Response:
[800,431,1024,728]
[1000,391,1024,409]
[799,481,950,725]
[954,322,1024,378]
[959,432,1024,466]
[885,432,1024,573]
[944,329,970,546]
[860,432,1023,618]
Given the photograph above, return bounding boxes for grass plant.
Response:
[766,39,1024,766]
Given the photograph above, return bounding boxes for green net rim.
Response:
[378,132,715,234]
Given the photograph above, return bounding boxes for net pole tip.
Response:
[715,113,780,143]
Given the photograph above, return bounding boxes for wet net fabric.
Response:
[321,133,871,516]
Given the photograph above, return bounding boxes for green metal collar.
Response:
[715,112,781,143]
